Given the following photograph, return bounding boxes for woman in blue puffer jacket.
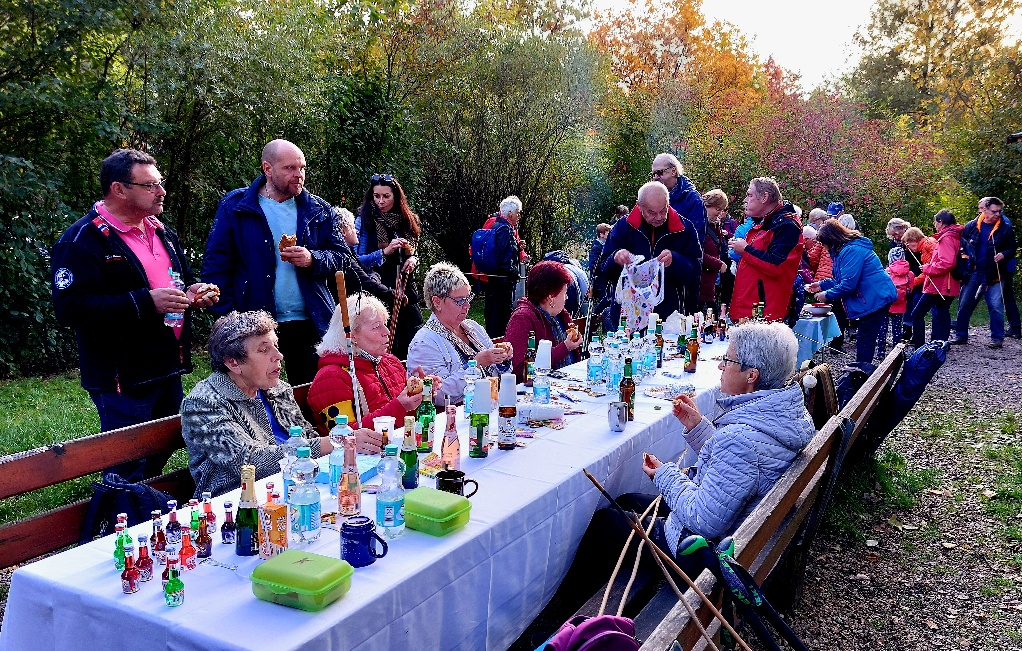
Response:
[807,219,898,364]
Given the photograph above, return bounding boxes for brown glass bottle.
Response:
[619,357,636,420]
[684,328,699,373]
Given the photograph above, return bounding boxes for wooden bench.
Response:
[636,343,906,649]
[0,383,314,571]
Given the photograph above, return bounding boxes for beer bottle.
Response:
[685,327,699,373]
[163,547,185,607]
[136,535,154,582]
[655,319,664,368]
[524,331,537,387]
[201,491,217,534]
[380,427,390,457]
[179,524,197,571]
[400,420,420,490]
[469,378,491,458]
[619,357,636,421]
[196,514,212,559]
[416,380,436,453]
[121,543,140,594]
[497,373,517,451]
[165,499,181,544]
[220,501,237,545]
[151,510,168,564]
[235,464,260,556]
[338,433,362,517]
[441,403,461,470]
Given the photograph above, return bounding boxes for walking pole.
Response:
[582,469,753,651]
[335,271,364,426]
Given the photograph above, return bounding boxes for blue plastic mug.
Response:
[340,516,388,567]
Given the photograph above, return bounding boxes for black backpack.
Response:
[79,473,174,545]
[951,234,975,281]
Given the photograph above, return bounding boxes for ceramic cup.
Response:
[435,469,479,498]
[340,516,388,568]
[608,402,628,432]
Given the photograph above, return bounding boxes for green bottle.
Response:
[469,378,491,458]
[235,464,260,556]
[416,378,436,453]
[524,331,537,387]
[400,417,419,489]
[113,521,127,570]
[164,546,185,607]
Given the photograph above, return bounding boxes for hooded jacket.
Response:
[307,351,411,433]
[920,225,964,297]
[653,383,816,549]
[669,175,708,244]
[730,202,804,321]
[597,204,703,320]
[804,238,833,281]
[202,175,349,335]
[819,237,898,320]
[906,237,936,289]
[886,259,915,314]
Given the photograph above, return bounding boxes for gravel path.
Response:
[779,326,1022,649]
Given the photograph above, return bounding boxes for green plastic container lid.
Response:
[404,487,470,523]
[251,549,353,596]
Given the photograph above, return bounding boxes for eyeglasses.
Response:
[445,292,475,307]
[371,174,395,184]
[650,167,674,179]
[121,179,167,192]
[720,355,743,368]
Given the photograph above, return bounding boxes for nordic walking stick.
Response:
[582,469,753,651]
[335,271,364,426]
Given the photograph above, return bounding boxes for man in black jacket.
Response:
[51,149,218,481]
[953,197,1016,348]
[483,196,524,338]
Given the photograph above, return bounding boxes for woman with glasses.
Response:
[406,263,512,405]
[505,261,583,383]
[355,174,423,358]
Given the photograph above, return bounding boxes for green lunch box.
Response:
[404,487,471,536]
[250,549,354,612]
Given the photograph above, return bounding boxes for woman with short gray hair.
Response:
[406,262,512,404]
[181,310,332,498]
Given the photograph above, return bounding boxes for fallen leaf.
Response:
[982,489,996,498]
[942,542,957,549]
[887,515,905,531]
[926,620,938,630]
[866,539,879,547]
[902,524,920,531]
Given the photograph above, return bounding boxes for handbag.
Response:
[614,257,664,333]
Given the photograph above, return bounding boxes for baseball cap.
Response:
[826,202,843,216]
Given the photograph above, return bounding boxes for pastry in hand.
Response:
[278,234,297,252]
[406,376,424,396]
[567,324,581,343]
[497,342,512,355]
[193,284,220,303]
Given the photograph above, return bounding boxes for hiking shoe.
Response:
[988,340,1004,349]
[949,337,968,345]
[1008,332,1022,339]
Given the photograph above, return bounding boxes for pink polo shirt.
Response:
[95,202,181,337]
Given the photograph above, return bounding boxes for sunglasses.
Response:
[445,292,475,307]
[650,167,674,179]
[371,174,395,184]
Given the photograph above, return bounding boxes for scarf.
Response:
[423,314,499,376]
[376,211,407,251]
[537,305,579,367]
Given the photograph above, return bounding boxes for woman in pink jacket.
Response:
[908,209,963,347]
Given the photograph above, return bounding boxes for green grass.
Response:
[0,352,211,528]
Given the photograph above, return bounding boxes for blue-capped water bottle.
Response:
[328,415,353,496]
[288,447,321,543]
[280,426,304,503]
[587,336,604,388]
[463,360,482,415]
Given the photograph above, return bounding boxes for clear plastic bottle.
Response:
[328,415,353,496]
[587,336,604,388]
[606,341,623,390]
[644,332,658,380]
[533,367,550,404]
[375,444,405,539]
[280,425,305,503]
[631,333,644,382]
[463,360,482,415]
[288,446,321,543]
[164,269,185,329]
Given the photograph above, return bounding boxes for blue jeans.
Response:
[89,377,184,482]
[910,294,953,347]
[855,307,888,365]
[955,274,1005,342]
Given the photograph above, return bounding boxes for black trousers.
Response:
[484,277,515,339]
[277,319,321,386]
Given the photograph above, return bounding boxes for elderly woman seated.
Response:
[308,293,431,434]
[182,311,346,498]
[505,260,583,383]
[406,262,512,405]
[566,322,815,588]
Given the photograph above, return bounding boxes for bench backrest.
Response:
[0,382,313,570]
[641,343,905,650]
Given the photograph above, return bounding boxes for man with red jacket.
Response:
[729,177,804,321]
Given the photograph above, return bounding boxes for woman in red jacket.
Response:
[308,293,428,435]
[505,261,584,383]
[907,210,963,347]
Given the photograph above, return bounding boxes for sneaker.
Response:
[1008,332,1022,340]
[949,337,968,345]
[988,340,1004,349]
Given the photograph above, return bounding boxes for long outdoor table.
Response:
[0,339,730,651]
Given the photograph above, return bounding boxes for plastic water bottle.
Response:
[163,269,185,329]
[328,415,352,496]
[587,336,604,388]
[280,426,304,503]
[375,444,405,539]
[643,333,658,381]
[630,333,644,381]
[606,342,623,389]
[288,447,321,543]
[463,360,482,415]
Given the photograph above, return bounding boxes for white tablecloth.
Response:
[0,340,729,651]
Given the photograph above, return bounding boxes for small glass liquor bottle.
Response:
[164,547,184,607]
[264,481,275,505]
[136,535,154,582]
[113,521,127,570]
[441,402,460,470]
[684,327,699,373]
[524,331,537,387]
[179,524,197,571]
[188,498,200,533]
[201,491,217,534]
[497,373,517,451]
[121,543,140,594]
[150,510,168,564]
[195,514,212,559]
[165,499,182,544]
[619,357,636,421]
[235,464,260,556]
[221,500,237,545]
[416,379,436,452]
[655,318,665,368]
[379,427,390,457]
[400,421,419,490]
[338,434,362,517]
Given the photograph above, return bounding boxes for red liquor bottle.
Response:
[136,535,154,582]
[179,525,197,571]
[121,543,140,594]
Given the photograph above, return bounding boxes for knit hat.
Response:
[827,202,844,216]
[803,225,818,240]
[888,247,905,264]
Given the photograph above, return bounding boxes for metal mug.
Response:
[435,469,479,498]
[340,516,388,568]
[608,402,628,432]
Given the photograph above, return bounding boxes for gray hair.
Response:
[807,208,828,225]
[637,181,669,207]
[838,214,856,230]
[652,152,683,176]
[729,321,797,390]
[979,196,1004,209]
[423,262,469,309]
[885,217,910,238]
[499,196,522,218]
[209,310,277,373]
[750,177,782,204]
[334,206,355,231]
[316,293,390,356]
